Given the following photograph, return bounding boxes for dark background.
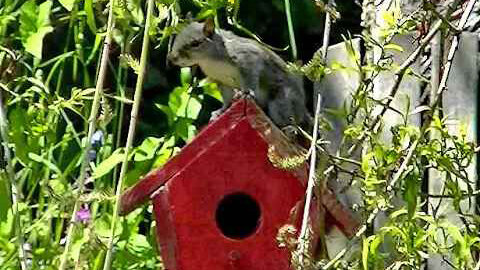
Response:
[135,0,362,141]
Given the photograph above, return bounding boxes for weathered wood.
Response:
[314,39,363,258]
[428,32,478,269]
[315,39,361,153]
[372,32,422,259]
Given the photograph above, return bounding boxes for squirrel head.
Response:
[168,18,217,67]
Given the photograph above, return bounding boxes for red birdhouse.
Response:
[120,99,357,270]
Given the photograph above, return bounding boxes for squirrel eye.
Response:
[190,40,202,48]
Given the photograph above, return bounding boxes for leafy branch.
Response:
[322,0,478,268]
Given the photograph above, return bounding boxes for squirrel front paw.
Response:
[210,108,225,121]
[281,125,300,141]
[233,88,254,100]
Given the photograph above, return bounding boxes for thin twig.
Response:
[320,1,333,59]
[58,0,116,268]
[347,18,443,156]
[426,189,480,198]
[0,88,28,269]
[322,1,477,268]
[427,3,462,33]
[102,0,154,268]
[427,23,443,233]
[297,94,322,267]
[296,0,334,267]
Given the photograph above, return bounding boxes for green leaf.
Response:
[19,0,37,36]
[443,222,470,263]
[168,85,202,120]
[0,174,11,220]
[179,96,202,119]
[155,103,175,126]
[85,0,97,34]
[92,148,125,179]
[152,136,176,168]
[95,215,122,239]
[200,79,223,102]
[403,171,419,219]
[19,0,54,59]
[330,61,346,70]
[48,179,67,195]
[124,160,153,188]
[168,86,185,114]
[59,0,75,11]
[9,107,29,165]
[0,210,13,238]
[409,105,430,115]
[134,137,164,162]
[175,118,197,142]
[381,11,395,26]
[28,152,62,176]
[25,26,54,59]
[362,236,375,270]
[384,43,404,52]
[180,67,192,85]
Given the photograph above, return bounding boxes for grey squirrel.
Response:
[168,19,312,137]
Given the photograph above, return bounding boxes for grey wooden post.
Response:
[427,32,478,269]
[314,39,363,258]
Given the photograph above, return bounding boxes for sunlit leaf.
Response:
[0,174,11,220]
[28,152,62,176]
[92,148,125,179]
[384,43,404,52]
[85,0,97,34]
[59,0,75,11]
[134,137,164,162]
[19,0,54,59]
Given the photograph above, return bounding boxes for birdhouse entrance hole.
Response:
[215,192,261,239]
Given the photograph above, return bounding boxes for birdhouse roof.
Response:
[119,98,308,216]
[119,98,359,238]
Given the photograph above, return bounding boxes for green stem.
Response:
[0,88,28,269]
[284,0,297,59]
[113,61,128,180]
[55,1,77,94]
[102,0,154,268]
[58,0,116,268]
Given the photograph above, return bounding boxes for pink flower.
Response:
[75,205,91,224]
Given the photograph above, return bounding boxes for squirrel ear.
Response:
[203,17,215,38]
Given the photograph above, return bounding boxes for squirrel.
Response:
[168,19,312,138]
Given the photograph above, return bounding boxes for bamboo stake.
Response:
[58,0,116,268]
[296,0,334,267]
[102,0,154,268]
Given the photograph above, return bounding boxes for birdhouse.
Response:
[119,99,357,270]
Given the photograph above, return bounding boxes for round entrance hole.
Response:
[215,192,261,239]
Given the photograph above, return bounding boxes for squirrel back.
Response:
[169,20,311,138]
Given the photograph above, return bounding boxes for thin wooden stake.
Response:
[102,0,154,268]
[59,0,116,268]
[297,0,334,267]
